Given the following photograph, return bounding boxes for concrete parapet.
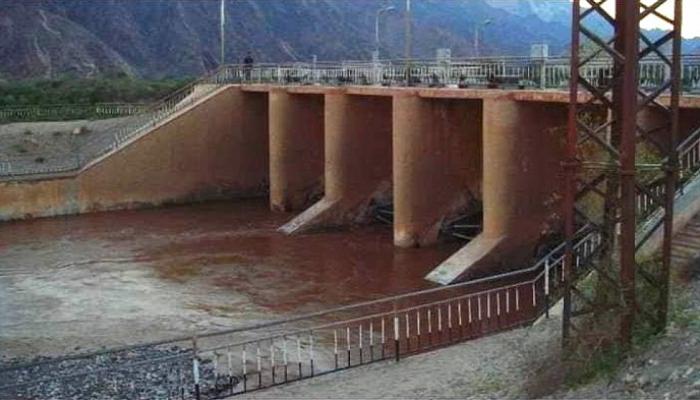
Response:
[428,99,566,284]
[281,94,392,234]
[269,90,325,212]
[393,95,482,248]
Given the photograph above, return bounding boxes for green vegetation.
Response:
[0,75,193,107]
[565,256,698,387]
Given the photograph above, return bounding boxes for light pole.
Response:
[375,6,396,57]
[404,0,412,62]
[474,19,492,58]
[220,0,226,66]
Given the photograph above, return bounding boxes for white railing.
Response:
[635,127,700,218]
[220,54,700,91]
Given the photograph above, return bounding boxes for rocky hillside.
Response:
[0,0,698,80]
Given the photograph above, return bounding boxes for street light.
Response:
[405,0,412,62]
[375,6,396,57]
[474,19,492,58]
[220,0,226,66]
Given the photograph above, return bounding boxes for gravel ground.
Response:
[0,346,228,400]
[0,118,131,160]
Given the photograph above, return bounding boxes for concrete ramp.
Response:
[426,236,506,284]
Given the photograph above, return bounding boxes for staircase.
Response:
[671,215,700,267]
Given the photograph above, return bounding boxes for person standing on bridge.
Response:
[243,52,254,81]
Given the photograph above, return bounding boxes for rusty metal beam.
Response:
[564,0,682,352]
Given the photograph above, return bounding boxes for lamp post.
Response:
[405,0,412,62]
[220,0,226,66]
[474,19,492,58]
[375,6,396,58]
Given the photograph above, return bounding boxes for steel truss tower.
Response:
[563,0,683,351]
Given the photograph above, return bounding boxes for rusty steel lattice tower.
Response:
[563,0,683,351]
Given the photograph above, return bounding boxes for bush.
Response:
[0,76,194,107]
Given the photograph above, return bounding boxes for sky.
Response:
[585,1,700,38]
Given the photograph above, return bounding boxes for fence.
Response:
[217,54,700,91]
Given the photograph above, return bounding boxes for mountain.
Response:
[0,0,698,81]
[485,0,570,23]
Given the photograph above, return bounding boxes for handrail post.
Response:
[544,258,550,318]
[393,313,400,362]
[192,336,201,400]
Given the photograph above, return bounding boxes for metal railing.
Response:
[635,127,700,219]
[218,54,700,91]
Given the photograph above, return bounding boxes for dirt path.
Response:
[237,316,563,399]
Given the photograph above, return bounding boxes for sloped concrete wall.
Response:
[0,86,269,221]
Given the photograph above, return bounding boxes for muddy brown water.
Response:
[0,199,461,359]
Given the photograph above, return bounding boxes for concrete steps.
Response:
[671,215,700,266]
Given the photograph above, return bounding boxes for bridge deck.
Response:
[240,84,700,108]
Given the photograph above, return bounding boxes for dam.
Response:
[3,49,700,398]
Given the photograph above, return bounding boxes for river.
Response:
[0,199,461,360]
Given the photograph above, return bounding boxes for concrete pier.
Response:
[269,90,325,212]
[427,99,566,284]
[393,95,482,248]
[281,94,392,234]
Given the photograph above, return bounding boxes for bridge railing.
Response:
[218,54,700,91]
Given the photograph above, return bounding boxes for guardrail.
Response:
[217,54,700,91]
[635,127,700,220]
